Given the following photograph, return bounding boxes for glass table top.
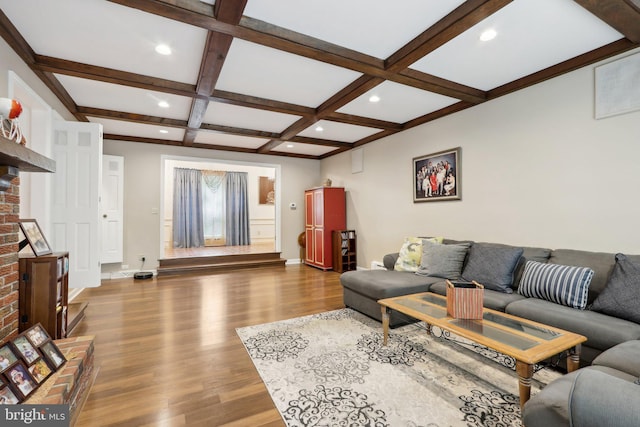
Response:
[394,298,448,319]
[388,293,563,351]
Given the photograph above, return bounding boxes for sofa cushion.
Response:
[592,340,640,377]
[522,369,580,427]
[460,243,524,293]
[416,241,470,279]
[512,246,552,290]
[393,237,443,272]
[518,261,594,309]
[523,365,639,427]
[569,369,640,427]
[591,254,640,324]
[340,270,441,300]
[383,253,399,270]
[549,249,616,304]
[505,298,640,352]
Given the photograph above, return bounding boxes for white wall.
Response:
[321,48,640,268]
[1,37,75,233]
[101,140,321,274]
[0,38,74,121]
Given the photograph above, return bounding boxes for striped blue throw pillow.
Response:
[518,261,594,309]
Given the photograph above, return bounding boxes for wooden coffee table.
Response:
[379,292,586,408]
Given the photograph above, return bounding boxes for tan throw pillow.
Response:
[394,236,443,272]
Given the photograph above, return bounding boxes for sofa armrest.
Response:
[569,369,640,427]
[383,253,399,270]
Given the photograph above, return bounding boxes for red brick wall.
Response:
[0,177,20,344]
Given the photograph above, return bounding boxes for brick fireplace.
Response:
[0,176,19,344]
[1,134,55,344]
[0,174,96,420]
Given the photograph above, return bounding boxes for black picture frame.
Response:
[18,218,52,256]
[5,362,37,400]
[12,335,40,366]
[28,359,52,384]
[40,341,66,370]
[0,385,20,404]
[413,147,461,203]
[0,344,19,374]
[25,323,50,348]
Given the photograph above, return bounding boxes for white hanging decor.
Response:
[0,97,26,144]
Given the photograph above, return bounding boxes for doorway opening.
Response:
[160,156,280,260]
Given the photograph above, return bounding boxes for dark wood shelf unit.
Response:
[333,230,357,273]
[19,251,69,339]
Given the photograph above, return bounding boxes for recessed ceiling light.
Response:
[155,44,172,55]
[286,144,294,148]
[315,126,324,132]
[158,101,170,108]
[159,129,169,134]
[479,29,497,42]
[369,95,380,103]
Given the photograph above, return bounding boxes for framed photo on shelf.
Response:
[0,344,19,373]
[12,335,40,366]
[5,362,37,400]
[25,324,50,347]
[18,218,52,256]
[0,385,20,405]
[40,341,66,370]
[28,359,52,384]
[413,147,461,203]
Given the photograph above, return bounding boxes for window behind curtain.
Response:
[202,171,226,246]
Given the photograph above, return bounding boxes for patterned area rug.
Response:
[236,309,562,427]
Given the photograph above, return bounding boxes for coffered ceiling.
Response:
[1,0,639,159]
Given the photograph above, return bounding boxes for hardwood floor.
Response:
[70,265,345,426]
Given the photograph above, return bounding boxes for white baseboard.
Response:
[370,261,386,270]
[68,288,84,302]
[286,258,302,265]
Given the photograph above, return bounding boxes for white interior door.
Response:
[51,121,103,288]
[101,155,124,264]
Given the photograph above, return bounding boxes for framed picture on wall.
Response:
[413,147,461,202]
[258,176,275,205]
[18,219,52,256]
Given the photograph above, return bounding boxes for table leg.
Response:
[567,344,581,372]
[381,306,390,346]
[516,361,534,409]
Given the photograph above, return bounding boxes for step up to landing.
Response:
[157,252,286,276]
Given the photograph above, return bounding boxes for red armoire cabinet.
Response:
[304,187,346,270]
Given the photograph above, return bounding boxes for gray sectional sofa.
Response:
[340,238,640,366]
[522,340,640,426]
